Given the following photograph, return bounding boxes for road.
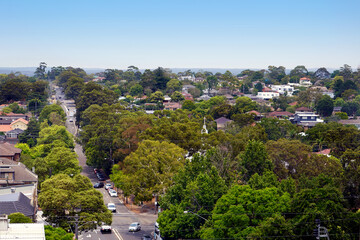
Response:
[54,86,158,240]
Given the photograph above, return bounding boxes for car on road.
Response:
[100,225,112,233]
[129,222,141,232]
[105,183,112,190]
[97,173,105,181]
[142,235,151,240]
[108,189,118,197]
[107,203,116,213]
[93,182,104,188]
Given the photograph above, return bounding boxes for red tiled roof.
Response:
[268,111,294,117]
[248,110,261,116]
[296,107,312,111]
[0,125,12,132]
[315,149,331,155]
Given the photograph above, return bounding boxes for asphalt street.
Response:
[54,86,158,240]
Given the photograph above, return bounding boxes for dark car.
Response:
[97,173,105,181]
[141,235,151,240]
[94,182,104,188]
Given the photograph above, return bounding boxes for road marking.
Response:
[113,229,123,240]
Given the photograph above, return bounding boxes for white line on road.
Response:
[113,229,123,240]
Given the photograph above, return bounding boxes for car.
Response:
[129,222,141,232]
[108,189,118,197]
[69,119,73,122]
[97,173,105,181]
[100,225,112,233]
[93,182,104,188]
[107,203,116,212]
[93,168,98,174]
[105,183,112,190]
[141,235,151,240]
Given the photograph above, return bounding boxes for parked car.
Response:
[129,222,141,232]
[97,173,105,181]
[93,182,104,188]
[105,183,112,190]
[93,168,98,174]
[142,235,151,240]
[107,203,116,213]
[108,189,118,197]
[100,225,112,233]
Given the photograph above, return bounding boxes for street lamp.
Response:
[183,211,207,222]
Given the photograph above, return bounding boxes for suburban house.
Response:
[179,76,195,81]
[339,119,360,129]
[332,106,342,114]
[0,113,30,122]
[247,110,264,121]
[257,88,280,100]
[0,143,22,161]
[0,184,38,209]
[182,93,194,101]
[293,111,323,128]
[182,85,196,93]
[0,158,38,187]
[163,102,182,111]
[0,215,45,239]
[269,85,294,96]
[268,111,294,119]
[163,95,171,103]
[0,129,24,145]
[299,77,312,86]
[0,191,37,221]
[215,117,232,131]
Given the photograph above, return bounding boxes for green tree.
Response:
[149,91,164,103]
[8,213,32,223]
[64,76,84,100]
[240,140,273,181]
[158,155,227,239]
[233,96,257,114]
[316,95,334,117]
[38,174,112,231]
[19,118,40,147]
[291,186,355,239]
[44,225,74,240]
[37,125,74,149]
[34,62,47,79]
[201,185,290,239]
[166,78,182,93]
[206,76,218,91]
[170,91,185,102]
[255,82,263,92]
[75,82,117,124]
[259,118,299,141]
[39,104,66,123]
[111,140,186,202]
[154,67,170,90]
[44,147,81,176]
[182,100,196,111]
[129,83,143,96]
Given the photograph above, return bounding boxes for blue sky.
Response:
[1,0,359,70]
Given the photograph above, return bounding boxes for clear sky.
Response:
[1,0,360,70]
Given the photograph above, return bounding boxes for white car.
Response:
[100,225,112,233]
[105,183,112,190]
[107,203,116,212]
[129,222,141,232]
[108,189,118,197]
